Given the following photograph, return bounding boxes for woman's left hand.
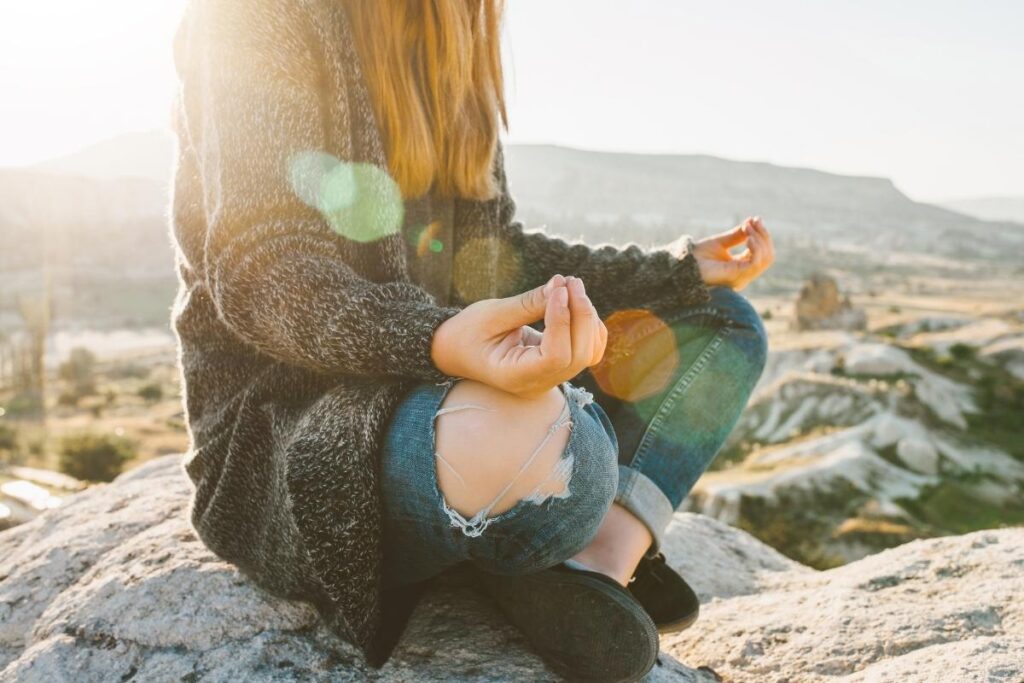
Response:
[686,216,775,290]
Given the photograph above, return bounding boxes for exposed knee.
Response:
[481,403,620,576]
[433,380,574,521]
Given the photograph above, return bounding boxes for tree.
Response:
[14,280,53,419]
[59,346,98,398]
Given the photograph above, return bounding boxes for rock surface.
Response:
[664,531,1024,682]
[2,455,1022,682]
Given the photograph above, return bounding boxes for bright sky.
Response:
[1,0,1021,201]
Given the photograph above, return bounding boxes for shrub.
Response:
[0,422,17,451]
[949,343,975,362]
[57,391,80,407]
[137,382,164,402]
[3,391,44,418]
[57,431,135,482]
[0,422,18,464]
[107,363,150,380]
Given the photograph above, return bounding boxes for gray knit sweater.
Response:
[169,0,710,662]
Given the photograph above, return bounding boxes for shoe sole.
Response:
[477,566,659,683]
[655,603,700,634]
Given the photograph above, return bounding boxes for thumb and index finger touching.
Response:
[709,217,756,249]
[492,274,567,330]
[489,274,574,368]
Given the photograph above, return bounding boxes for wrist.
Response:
[693,254,708,284]
[430,314,463,378]
[669,242,713,306]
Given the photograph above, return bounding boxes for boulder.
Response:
[664,531,1024,681]
[2,455,1022,682]
[0,456,715,682]
[895,437,940,475]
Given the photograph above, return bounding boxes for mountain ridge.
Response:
[13,130,1021,240]
[2,131,1021,330]
[938,195,1024,224]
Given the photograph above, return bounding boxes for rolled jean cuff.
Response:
[614,465,674,559]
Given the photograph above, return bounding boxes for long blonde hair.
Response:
[346,0,509,201]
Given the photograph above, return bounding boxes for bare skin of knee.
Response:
[435,380,571,519]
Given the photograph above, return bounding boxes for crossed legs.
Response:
[428,286,769,585]
[381,286,767,588]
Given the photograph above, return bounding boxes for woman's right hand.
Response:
[431,274,607,399]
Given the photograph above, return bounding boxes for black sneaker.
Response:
[474,562,659,683]
[627,552,700,634]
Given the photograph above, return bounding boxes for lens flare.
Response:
[453,235,523,302]
[591,309,679,405]
[288,151,404,243]
[288,151,337,208]
[412,220,444,257]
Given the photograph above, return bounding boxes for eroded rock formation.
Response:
[793,272,867,332]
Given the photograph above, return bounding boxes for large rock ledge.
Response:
[1,456,1021,682]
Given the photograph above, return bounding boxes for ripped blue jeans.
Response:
[380,286,768,587]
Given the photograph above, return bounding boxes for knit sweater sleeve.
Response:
[491,142,712,316]
[174,0,459,381]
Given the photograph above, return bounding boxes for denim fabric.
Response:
[573,285,769,557]
[380,380,619,586]
[379,285,767,585]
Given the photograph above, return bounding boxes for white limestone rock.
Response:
[3,455,1021,683]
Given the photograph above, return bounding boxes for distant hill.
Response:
[31,130,177,186]
[0,168,176,330]
[938,196,1024,224]
[2,130,1021,328]
[502,145,1023,262]
[15,130,1018,254]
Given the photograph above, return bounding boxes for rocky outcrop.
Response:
[0,455,715,682]
[664,530,1024,681]
[792,273,867,332]
[2,455,1022,682]
[698,320,1024,567]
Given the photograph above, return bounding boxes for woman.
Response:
[170,0,772,680]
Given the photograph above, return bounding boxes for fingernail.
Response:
[555,286,568,307]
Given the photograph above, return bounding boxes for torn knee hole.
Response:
[433,385,575,538]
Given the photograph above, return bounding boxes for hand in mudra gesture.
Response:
[431,274,607,399]
[676,216,775,290]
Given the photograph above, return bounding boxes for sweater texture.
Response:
[169,0,711,662]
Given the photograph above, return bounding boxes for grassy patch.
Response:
[898,481,1024,535]
[907,346,1024,460]
[734,482,868,569]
